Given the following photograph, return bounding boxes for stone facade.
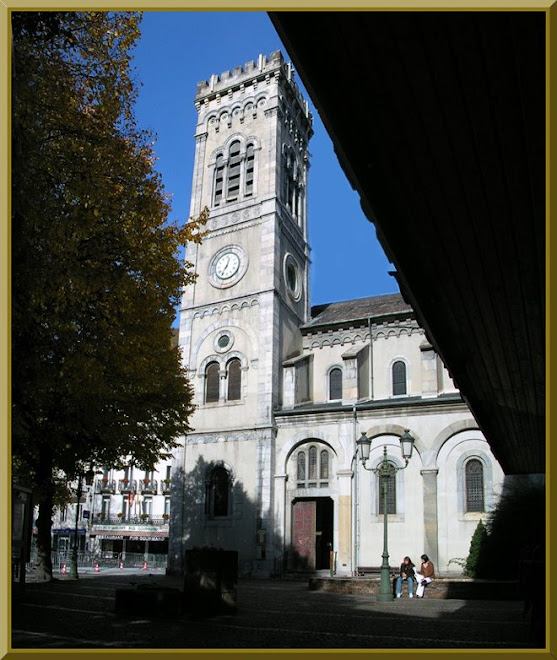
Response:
[168,52,505,579]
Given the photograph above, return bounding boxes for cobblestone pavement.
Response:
[11,570,540,651]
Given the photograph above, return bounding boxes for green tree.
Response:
[12,11,207,580]
[464,519,488,578]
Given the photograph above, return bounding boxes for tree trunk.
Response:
[34,448,55,581]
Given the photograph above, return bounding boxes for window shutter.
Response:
[214,155,224,206]
[245,144,254,196]
[227,141,241,200]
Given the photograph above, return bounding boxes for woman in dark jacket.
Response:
[395,556,415,598]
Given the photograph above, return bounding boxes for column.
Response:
[420,468,439,567]
[336,469,354,577]
[273,474,287,575]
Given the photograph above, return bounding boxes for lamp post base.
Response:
[377,590,394,602]
[376,565,394,602]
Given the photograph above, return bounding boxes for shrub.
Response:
[465,519,488,578]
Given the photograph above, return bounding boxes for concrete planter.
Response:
[183,548,238,616]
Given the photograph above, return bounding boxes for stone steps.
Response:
[308,576,521,600]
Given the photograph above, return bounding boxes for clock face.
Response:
[209,245,247,289]
[215,252,240,280]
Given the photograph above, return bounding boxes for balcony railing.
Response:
[95,479,116,494]
[139,479,158,494]
[118,479,137,493]
[161,479,172,494]
[91,515,169,526]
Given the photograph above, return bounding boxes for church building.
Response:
[168,51,505,578]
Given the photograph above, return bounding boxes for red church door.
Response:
[291,500,317,570]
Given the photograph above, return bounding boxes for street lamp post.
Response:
[69,468,95,579]
[356,429,415,602]
[69,474,83,579]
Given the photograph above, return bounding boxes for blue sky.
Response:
[131,11,399,310]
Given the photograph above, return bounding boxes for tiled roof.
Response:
[304,293,413,329]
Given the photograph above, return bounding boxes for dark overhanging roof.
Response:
[270,10,546,476]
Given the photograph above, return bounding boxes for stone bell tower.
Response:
[169,52,313,576]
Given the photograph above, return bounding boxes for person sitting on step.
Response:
[395,556,415,598]
[414,554,435,598]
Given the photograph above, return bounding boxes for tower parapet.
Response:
[195,50,312,134]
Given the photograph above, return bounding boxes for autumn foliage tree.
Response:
[12,11,207,579]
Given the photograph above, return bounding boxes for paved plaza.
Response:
[11,569,541,651]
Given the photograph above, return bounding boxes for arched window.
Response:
[296,444,330,488]
[227,358,242,401]
[308,446,317,481]
[378,466,397,514]
[214,154,224,206]
[282,146,301,221]
[207,466,231,518]
[227,140,241,201]
[205,362,220,403]
[297,451,306,481]
[329,367,342,400]
[392,360,407,395]
[245,143,255,197]
[465,459,485,512]
[320,450,329,480]
[213,140,257,208]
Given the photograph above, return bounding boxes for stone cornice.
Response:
[303,311,417,336]
[186,428,273,445]
[274,393,467,424]
[190,295,261,320]
[205,203,263,233]
[303,318,422,349]
[303,330,370,351]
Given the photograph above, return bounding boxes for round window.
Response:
[214,331,234,353]
[287,262,297,292]
[284,254,301,301]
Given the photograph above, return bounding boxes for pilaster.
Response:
[421,468,439,567]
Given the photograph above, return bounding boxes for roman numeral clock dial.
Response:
[209,246,247,289]
[215,252,240,279]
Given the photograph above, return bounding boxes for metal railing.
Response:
[28,549,168,572]
[90,515,169,526]
[118,479,137,493]
[94,479,116,494]
[139,479,158,493]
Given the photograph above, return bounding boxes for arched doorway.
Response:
[291,497,334,571]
